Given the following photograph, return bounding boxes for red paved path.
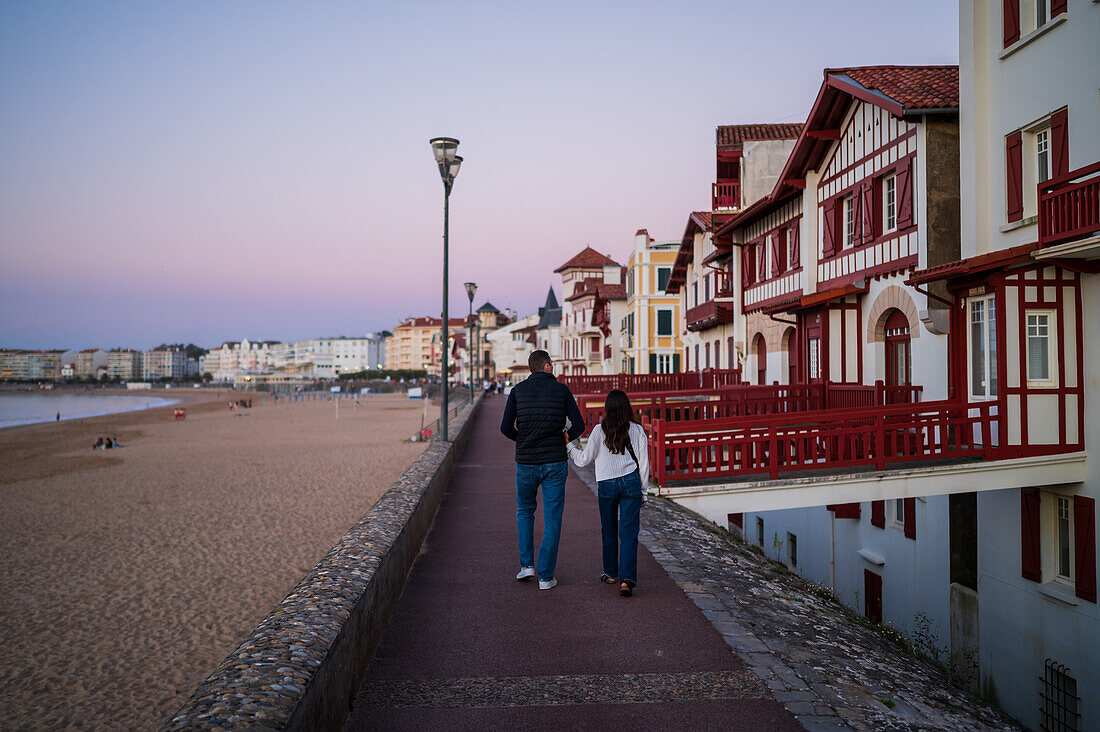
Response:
[346,397,799,731]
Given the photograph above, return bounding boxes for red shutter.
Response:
[828,503,861,519]
[1051,108,1069,180]
[728,512,744,530]
[896,158,913,229]
[1021,487,1041,582]
[1003,0,1020,46]
[822,200,836,257]
[758,240,768,281]
[770,233,782,277]
[871,500,885,528]
[860,181,875,243]
[741,245,753,287]
[903,497,916,539]
[1050,0,1067,16]
[1006,131,1024,222]
[1075,496,1096,603]
[864,570,882,623]
[789,221,800,269]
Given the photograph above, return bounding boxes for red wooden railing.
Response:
[576,381,922,437]
[714,270,735,297]
[712,181,741,210]
[1039,160,1100,247]
[559,368,742,397]
[686,300,734,331]
[645,399,996,487]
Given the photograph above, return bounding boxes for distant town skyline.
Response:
[0,1,959,350]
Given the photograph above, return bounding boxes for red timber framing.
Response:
[943,261,1084,458]
[557,368,741,397]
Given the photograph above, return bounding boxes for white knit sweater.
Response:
[568,422,650,486]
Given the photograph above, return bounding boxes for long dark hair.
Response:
[601,389,637,455]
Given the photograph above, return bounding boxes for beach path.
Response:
[346,396,799,730]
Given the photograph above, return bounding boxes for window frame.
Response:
[969,295,998,400]
[1036,127,1051,185]
[1025,309,1057,387]
[882,173,898,234]
[891,498,906,529]
[1042,490,1075,590]
[842,195,855,249]
[656,266,672,293]
[656,308,673,337]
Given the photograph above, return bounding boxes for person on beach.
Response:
[567,389,649,597]
[500,349,586,591]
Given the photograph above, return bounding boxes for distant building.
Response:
[74,349,108,380]
[621,230,683,374]
[487,313,540,383]
[534,287,563,364]
[0,350,70,381]
[555,246,627,376]
[387,317,464,376]
[143,347,185,381]
[269,334,387,379]
[107,349,143,381]
[203,339,280,381]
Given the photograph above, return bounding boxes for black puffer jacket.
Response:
[500,372,586,465]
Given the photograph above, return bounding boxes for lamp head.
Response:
[464,282,478,302]
[429,137,460,165]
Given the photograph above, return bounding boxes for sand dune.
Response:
[0,391,428,729]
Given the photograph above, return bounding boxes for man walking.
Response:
[500,350,586,590]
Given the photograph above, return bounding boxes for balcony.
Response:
[685,300,734,331]
[1039,161,1100,248]
[714,270,735,298]
[712,181,741,211]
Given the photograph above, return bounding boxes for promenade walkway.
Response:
[346,396,800,731]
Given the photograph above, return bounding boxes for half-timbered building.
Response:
[555,246,627,376]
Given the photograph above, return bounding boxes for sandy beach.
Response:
[0,390,429,729]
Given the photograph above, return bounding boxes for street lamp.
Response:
[430,137,462,441]
[464,282,477,402]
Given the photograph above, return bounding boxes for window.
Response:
[756,517,765,547]
[807,338,820,380]
[1056,495,1072,580]
[1027,311,1056,385]
[656,309,673,337]
[1036,0,1049,28]
[970,296,998,398]
[657,267,671,293]
[883,174,897,233]
[894,498,905,526]
[657,354,671,373]
[1040,660,1081,732]
[1037,128,1051,184]
[787,532,797,569]
[843,195,855,248]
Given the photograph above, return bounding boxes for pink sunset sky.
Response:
[0,1,959,350]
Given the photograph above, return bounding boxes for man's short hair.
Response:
[528,350,552,373]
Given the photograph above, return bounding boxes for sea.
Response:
[0,393,179,429]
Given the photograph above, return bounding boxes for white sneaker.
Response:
[516,566,535,580]
[539,578,557,590]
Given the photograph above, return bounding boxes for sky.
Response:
[0,1,959,350]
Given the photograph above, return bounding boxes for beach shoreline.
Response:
[0,390,428,729]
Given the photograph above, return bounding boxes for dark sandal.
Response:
[600,574,617,584]
[619,582,634,597]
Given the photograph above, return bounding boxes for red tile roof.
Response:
[596,284,627,300]
[691,211,712,230]
[828,66,959,111]
[907,242,1039,285]
[555,246,621,273]
[716,124,804,146]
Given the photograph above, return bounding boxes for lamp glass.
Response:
[464,282,478,301]
[448,156,463,180]
[430,137,459,164]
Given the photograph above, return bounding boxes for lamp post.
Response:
[464,282,477,402]
[430,137,462,441]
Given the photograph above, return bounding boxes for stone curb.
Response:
[163,395,483,731]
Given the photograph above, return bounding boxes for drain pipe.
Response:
[830,511,836,590]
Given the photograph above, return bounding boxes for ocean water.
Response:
[0,393,179,429]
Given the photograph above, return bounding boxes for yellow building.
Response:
[385,316,466,376]
[621,229,684,374]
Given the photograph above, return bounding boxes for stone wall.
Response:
[163,396,483,731]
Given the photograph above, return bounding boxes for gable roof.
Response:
[554,246,621,273]
[829,65,959,114]
[717,124,804,147]
[477,302,500,313]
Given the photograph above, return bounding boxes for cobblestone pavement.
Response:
[572,464,1022,732]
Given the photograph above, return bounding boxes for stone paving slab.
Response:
[573,462,1023,732]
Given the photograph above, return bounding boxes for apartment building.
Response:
[555,246,627,376]
[0,350,69,381]
[487,313,539,383]
[107,349,143,381]
[387,317,465,377]
[142,347,185,381]
[620,230,683,374]
[204,339,281,380]
[268,335,387,379]
[74,349,108,380]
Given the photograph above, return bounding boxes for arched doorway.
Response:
[753,334,767,385]
[883,308,911,390]
[782,327,798,384]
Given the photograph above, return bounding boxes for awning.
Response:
[907,242,1038,285]
[791,282,868,311]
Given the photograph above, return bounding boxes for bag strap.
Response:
[624,431,640,472]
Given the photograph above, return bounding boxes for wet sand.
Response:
[0,390,429,729]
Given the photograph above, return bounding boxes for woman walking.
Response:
[568,389,649,596]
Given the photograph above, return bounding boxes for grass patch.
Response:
[878,697,896,709]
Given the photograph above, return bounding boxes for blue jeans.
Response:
[597,469,643,586]
[516,461,568,581]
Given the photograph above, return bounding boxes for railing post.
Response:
[875,413,886,470]
[875,379,884,406]
[769,425,779,480]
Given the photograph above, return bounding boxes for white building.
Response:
[143,347,185,381]
[555,246,627,376]
[487,313,540,383]
[269,334,387,379]
[74,349,108,380]
[107,349,143,381]
[203,339,280,381]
